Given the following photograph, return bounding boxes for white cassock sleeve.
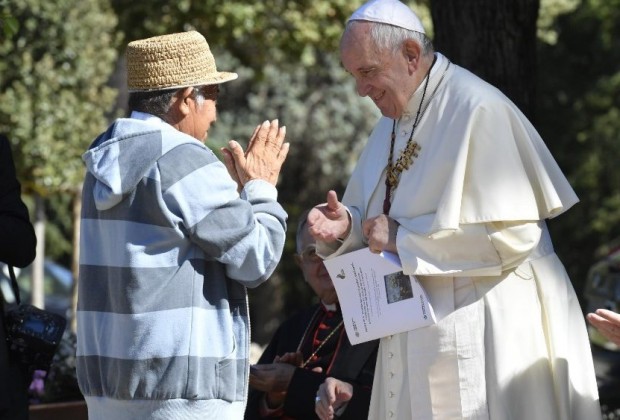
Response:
[396,220,542,277]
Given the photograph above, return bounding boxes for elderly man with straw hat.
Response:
[76,31,289,420]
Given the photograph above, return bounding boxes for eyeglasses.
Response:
[299,245,322,264]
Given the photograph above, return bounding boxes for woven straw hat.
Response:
[126,31,238,92]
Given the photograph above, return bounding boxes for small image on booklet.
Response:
[323,247,436,345]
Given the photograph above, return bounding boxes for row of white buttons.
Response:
[386,334,396,419]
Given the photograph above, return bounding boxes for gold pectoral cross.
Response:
[392,141,421,179]
[401,141,421,170]
[385,135,422,214]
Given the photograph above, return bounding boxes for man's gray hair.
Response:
[127,87,206,119]
[344,20,434,58]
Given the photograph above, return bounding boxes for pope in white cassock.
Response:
[311,0,602,419]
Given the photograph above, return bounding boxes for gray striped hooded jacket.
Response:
[76,114,287,418]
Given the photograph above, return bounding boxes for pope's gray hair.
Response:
[343,20,434,58]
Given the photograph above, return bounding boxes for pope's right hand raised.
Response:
[307,190,351,243]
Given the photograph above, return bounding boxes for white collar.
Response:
[322,302,338,312]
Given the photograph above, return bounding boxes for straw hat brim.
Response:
[128,71,238,93]
[126,31,240,92]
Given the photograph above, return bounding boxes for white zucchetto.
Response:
[348,0,426,34]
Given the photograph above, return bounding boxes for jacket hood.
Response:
[82,118,200,210]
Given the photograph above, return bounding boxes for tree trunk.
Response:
[430,0,539,120]
[32,194,46,309]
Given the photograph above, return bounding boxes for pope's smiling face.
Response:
[340,22,413,120]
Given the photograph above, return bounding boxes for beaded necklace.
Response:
[297,306,345,369]
[383,56,435,215]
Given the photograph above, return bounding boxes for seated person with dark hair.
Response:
[245,213,379,420]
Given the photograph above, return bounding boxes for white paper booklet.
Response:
[323,247,436,345]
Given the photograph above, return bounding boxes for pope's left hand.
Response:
[362,214,399,254]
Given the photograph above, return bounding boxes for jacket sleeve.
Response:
[0,135,36,268]
[160,144,287,287]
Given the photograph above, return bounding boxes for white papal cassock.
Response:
[320,54,601,420]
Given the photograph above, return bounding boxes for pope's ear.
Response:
[402,39,422,72]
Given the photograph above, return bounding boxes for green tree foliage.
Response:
[0,4,18,39]
[0,0,119,195]
[112,0,356,68]
[537,0,620,293]
[537,0,579,44]
[0,0,120,272]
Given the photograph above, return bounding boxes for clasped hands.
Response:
[307,190,399,254]
[249,351,323,409]
[220,119,289,189]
